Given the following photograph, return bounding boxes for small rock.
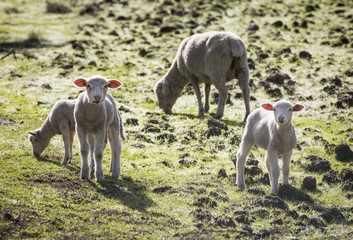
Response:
[247,22,259,31]
[302,176,316,191]
[299,51,312,59]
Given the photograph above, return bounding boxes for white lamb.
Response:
[154,31,250,121]
[28,99,76,164]
[73,75,124,182]
[236,100,304,193]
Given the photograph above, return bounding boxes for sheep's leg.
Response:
[67,131,75,164]
[215,83,228,119]
[109,127,121,178]
[61,125,71,165]
[204,84,211,113]
[282,150,292,185]
[236,139,253,190]
[267,148,280,193]
[87,134,96,178]
[265,151,272,185]
[237,58,250,122]
[191,82,205,117]
[92,130,105,182]
[77,127,89,180]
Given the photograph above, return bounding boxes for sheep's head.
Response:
[28,130,50,157]
[262,100,304,126]
[74,75,122,104]
[153,80,183,114]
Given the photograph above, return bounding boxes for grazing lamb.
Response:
[28,99,76,164]
[73,75,124,182]
[236,100,304,193]
[154,31,250,121]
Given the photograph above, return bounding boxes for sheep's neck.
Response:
[85,103,103,121]
[39,117,57,139]
[165,62,189,87]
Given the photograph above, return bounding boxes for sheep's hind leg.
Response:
[60,123,71,165]
[236,139,253,191]
[212,79,227,119]
[204,84,211,113]
[109,128,121,178]
[282,151,292,185]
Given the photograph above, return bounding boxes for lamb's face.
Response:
[262,100,304,126]
[154,81,181,114]
[73,76,122,105]
[28,131,50,157]
[272,101,294,125]
[86,78,109,105]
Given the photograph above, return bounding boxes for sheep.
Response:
[73,75,124,182]
[28,99,76,164]
[153,31,250,121]
[236,100,304,193]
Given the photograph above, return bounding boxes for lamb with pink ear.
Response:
[235,100,304,193]
[73,75,125,182]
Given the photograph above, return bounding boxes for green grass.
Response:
[0,0,353,239]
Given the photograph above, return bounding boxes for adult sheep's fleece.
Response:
[154,31,250,121]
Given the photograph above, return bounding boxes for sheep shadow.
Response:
[92,175,155,212]
[34,154,155,212]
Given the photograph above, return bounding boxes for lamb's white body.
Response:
[74,75,124,182]
[28,99,76,164]
[154,31,250,121]
[236,100,304,193]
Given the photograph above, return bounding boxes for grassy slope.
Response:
[0,0,352,239]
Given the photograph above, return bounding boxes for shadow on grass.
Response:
[35,154,155,212]
[93,175,155,212]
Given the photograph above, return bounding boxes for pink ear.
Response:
[293,104,304,112]
[28,131,36,136]
[73,78,87,87]
[108,80,122,88]
[261,103,273,111]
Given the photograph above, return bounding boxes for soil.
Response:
[302,176,317,191]
[305,155,332,173]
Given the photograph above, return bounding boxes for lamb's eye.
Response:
[87,85,91,89]
[104,85,108,88]
[274,108,276,112]
[289,108,292,112]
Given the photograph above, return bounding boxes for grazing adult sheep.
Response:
[28,99,76,164]
[73,75,124,182]
[154,31,250,121]
[236,100,304,193]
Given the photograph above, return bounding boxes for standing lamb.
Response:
[73,75,124,182]
[236,100,304,193]
[153,31,250,121]
[28,99,76,164]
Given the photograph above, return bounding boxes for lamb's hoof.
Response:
[214,114,223,119]
[81,174,89,180]
[111,172,120,178]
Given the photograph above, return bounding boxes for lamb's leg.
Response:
[191,82,205,117]
[93,129,106,182]
[109,128,121,178]
[236,139,253,190]
[267,148,280,193]
[87,134,96,178]
[282,150,293,185]
[77,127,89,180]
[204,84,211,113]
[67,131,75,164]
[61,125,71,165]
[265,151,272,185]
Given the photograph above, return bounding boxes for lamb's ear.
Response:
[28,131,36,136]
[162,85,171,95]
[108,80,122,88]
[73,78,87,87]
[261,103,273,111]
[293,104,304,112]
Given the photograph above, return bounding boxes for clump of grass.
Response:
[46,1,72,14]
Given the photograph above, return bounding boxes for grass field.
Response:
[1,0,353,238]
